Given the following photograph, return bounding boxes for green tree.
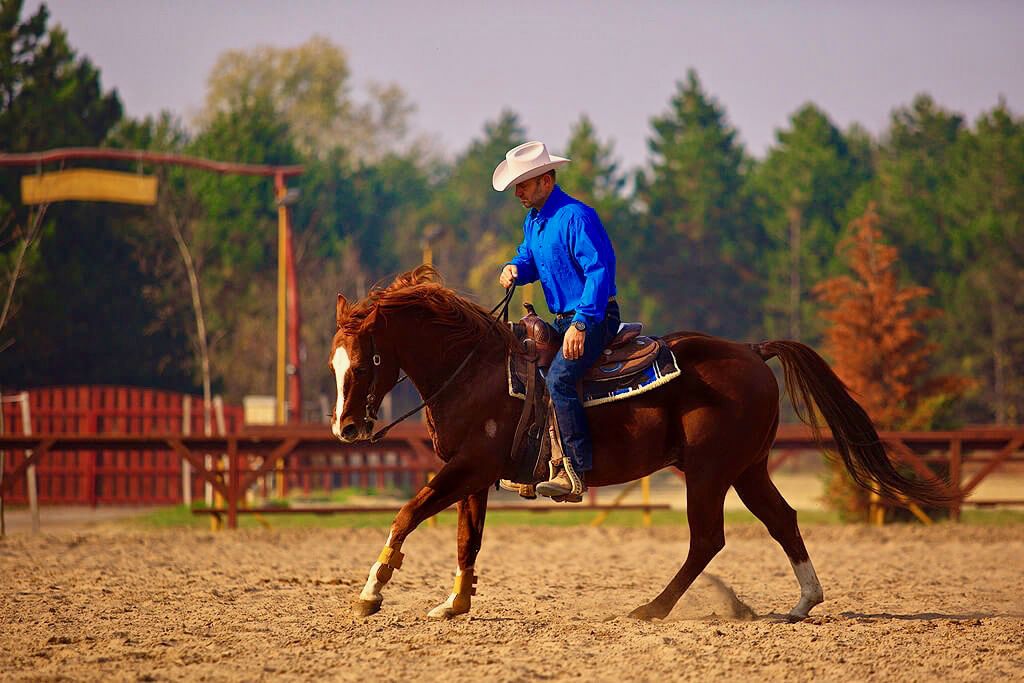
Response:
[557,115,648,324]
[635,70,763,337]
[423,110,527,299]
[0,0,193,389]
[945,103,1024,423]
[875,94,964,290]
[199,35,417,163]
[751,103,873,341]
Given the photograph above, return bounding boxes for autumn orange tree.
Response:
[814,203,967,518]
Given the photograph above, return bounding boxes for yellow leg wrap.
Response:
[377,547,404,570]
[451,570,477,614]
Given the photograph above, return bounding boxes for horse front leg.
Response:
[427,486,489,620]
[353,460,493,617]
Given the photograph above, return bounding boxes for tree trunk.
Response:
[170,217,213,436]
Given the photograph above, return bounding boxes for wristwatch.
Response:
[572,320,587,332]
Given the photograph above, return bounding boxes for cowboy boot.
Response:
[536,462,586,502]
[535,415,585,501]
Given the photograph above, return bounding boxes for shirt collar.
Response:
[530,185,569,225]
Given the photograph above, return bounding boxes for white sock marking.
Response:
[789,559,824,618]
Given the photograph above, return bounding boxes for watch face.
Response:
[573,321,586,331]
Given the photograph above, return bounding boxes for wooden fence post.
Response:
[950,438,962,522]
[20,393,39,533]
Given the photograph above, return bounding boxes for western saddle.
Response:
[504,304,662,498]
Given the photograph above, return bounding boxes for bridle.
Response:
[347,285,517,443]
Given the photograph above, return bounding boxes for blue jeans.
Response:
[546,302,621,474]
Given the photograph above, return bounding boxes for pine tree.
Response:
[945,102,1024,423]
[751,104,873,341]
[876,94,964,290]
[814,203,969,519]
[635,70,763,337]
[559,115,626,211]
[814,203,967,430]
[423,110,527,298]
[558,116,649,322]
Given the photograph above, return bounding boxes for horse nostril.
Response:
[341,424,359,441]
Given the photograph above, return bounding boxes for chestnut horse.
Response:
[330,266,953,621]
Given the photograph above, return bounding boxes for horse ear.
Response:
[336,293,348,329]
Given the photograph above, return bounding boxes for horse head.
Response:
[329,292,401,443]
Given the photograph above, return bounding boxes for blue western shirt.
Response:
[508,185,617,325]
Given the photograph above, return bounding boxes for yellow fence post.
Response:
[868,489,884,526]
[211,457,224,532]
[590,479,642,527]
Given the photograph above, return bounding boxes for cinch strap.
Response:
[377,547,404,570]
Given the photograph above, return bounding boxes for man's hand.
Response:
[500,264,518,289]
[563,325,586,360]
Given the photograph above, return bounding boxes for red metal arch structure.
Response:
[0,147,304,424]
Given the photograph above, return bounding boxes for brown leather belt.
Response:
[554,297,616,320]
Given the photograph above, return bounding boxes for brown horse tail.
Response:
[756,340,958,509]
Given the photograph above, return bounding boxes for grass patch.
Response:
[128,505,844,529]
[958,508,1024,525]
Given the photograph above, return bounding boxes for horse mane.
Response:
[339,265,519,351]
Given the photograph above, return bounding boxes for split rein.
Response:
[363,285,517,443]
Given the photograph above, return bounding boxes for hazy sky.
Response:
[26,1,1024,170]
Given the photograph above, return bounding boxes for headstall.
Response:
[359,285,516,443]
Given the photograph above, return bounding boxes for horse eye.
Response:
[352,366,368,376]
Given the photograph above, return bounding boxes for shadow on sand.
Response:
[838,611,1013,621]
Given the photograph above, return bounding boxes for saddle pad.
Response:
[507,341,682,408]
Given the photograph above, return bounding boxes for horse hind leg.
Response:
[733,459,824,621]
[628,474,729,620]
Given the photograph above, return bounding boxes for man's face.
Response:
[514,175,551,210]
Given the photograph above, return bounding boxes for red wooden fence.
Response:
[0,386,244,505]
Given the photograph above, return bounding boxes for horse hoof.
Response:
[785,612,808,623]
[427,606,458,620]
[353,598,383,617]
[627,603,665,621]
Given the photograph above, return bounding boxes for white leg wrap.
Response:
[427,566,475,620]
[359,532,393,602]
[359,561,386,602]
[788,558,824,619]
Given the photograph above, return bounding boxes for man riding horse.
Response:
[494,141,619,500]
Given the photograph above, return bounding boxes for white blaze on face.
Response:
[331,346,351,439]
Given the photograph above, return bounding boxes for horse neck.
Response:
[387,312,505,401]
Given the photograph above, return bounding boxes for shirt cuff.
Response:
[571,313,590,327]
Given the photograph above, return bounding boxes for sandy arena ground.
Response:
[2,523,1022,682]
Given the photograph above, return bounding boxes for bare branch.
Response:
[0,203,50,339]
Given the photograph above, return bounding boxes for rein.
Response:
[365,285,517,443]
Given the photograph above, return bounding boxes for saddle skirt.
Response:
[508,315,681,408]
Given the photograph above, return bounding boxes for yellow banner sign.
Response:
[21,169,158,205]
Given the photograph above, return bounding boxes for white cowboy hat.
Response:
[492,141,570,191]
